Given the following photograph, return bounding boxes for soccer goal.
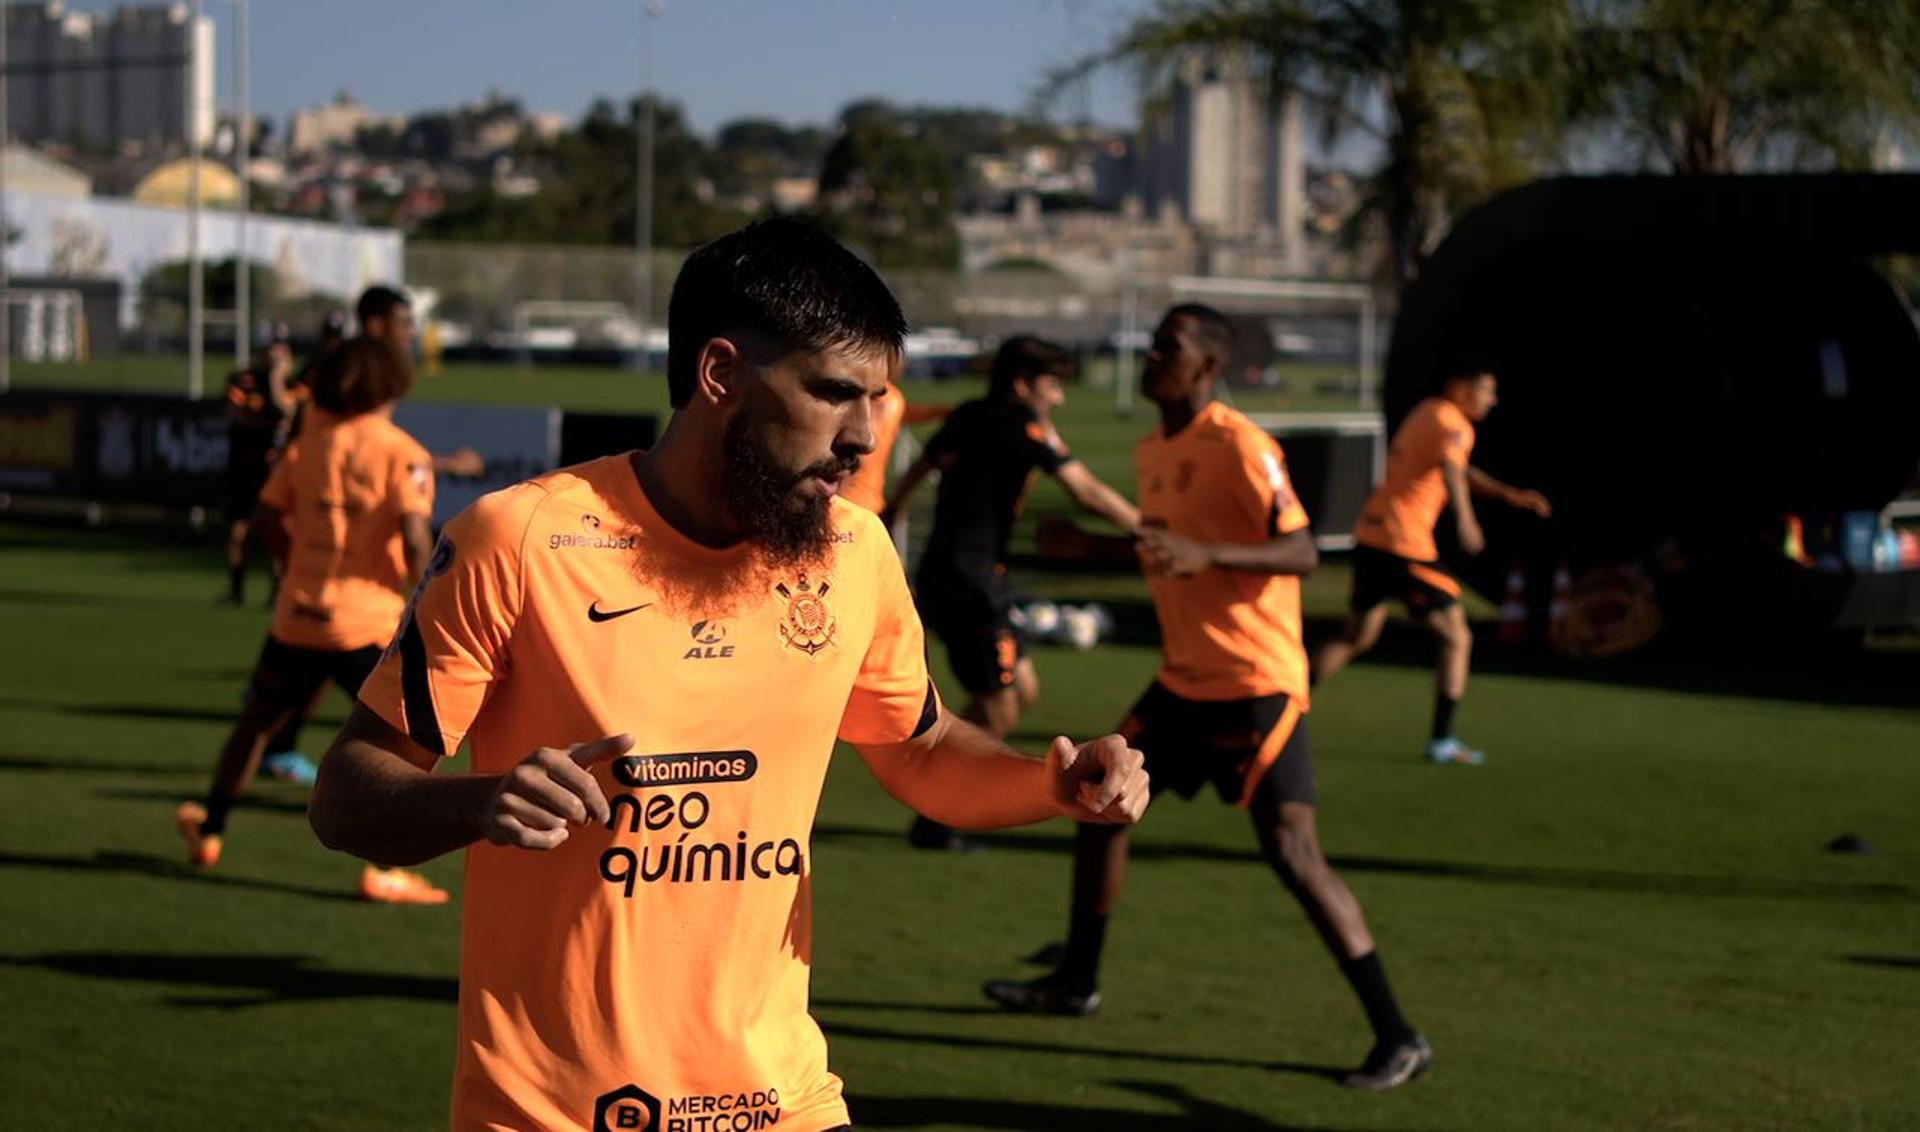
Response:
[1113,275,1379,416]
[5,288,88,363]
[1116,275,1385,549]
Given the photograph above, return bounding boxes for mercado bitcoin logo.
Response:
[594,1083,662,1132]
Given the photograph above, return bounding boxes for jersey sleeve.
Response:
[357,483,541,757]
[389,438,435,518]
[256,444,296,511]
[1022,419,1072,475]
[1236,426,1310,537]
[838,515,940,746]
[1433,404,1473,467]
[919,402,970,465]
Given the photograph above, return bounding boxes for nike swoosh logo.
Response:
[587,601,651,623]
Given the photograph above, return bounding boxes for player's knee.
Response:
[1275,821,1326,883]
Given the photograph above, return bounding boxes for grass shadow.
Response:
[1843,954,1920,971]
[0,950,455,1009]
[846,1080,1414,1131]
[812,823,1916,905]
[0,849,365,904]
[820,1016,1344,1081]
[95,786,310,815]
[0,751,202,776]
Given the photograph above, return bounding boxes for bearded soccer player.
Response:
[1310,360,1551,765]
[306,218,1149,1132]
[882,335,1140,850]
[177,338,448,904]
[984,305,1431,1092]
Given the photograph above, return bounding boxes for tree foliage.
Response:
[1071,0,1920,287]
[1569,0,1920,173]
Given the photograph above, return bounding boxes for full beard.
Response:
[722,407,856,574]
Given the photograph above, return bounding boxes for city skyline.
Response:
[21,0,1151,136]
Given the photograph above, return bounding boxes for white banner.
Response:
[392,403,560,526]
[2,190,404,330]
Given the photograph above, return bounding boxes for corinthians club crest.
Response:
[775,573,837,657]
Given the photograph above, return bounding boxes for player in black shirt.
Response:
[883,336,1139,849]
[218,327,294,606]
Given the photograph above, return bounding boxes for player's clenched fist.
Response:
[1046,733,1149,824]
[479,734,634,850]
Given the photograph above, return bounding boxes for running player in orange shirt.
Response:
[176,338,449,904]
[1311,360,1551,765]
[984,304,1431,1092]
[305,219,1149,1132]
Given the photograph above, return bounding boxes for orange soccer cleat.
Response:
[359,865,450,905]
[174,801,222,868]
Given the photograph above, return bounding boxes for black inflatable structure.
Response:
[1386,175,1920,636]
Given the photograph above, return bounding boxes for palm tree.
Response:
[1570,0,1920,174]
[1058,0,1575,287]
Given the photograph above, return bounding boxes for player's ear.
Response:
[695,337,742,406]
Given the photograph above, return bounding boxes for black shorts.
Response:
[1120,681,1315,809]
[916,563,1025,695]
[246,636,384,715]
[225,455,272,520]
[1350,544,1461,615]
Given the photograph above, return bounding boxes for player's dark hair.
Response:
[987,335,1077,401]
[1165,302,1235,365]
[666,218,908,408]
[356,285,410,328]
[1442,354,1497,384]
[308,337,414,417]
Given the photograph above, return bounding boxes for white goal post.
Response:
[1115,275,1379,416]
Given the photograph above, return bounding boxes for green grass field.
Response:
[2,361,1918,1131]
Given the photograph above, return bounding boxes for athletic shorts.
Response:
[1350,544,1461,615]
[916,563,1024,695]
[246,636,384,715]
[1119,681,1315,809]
[224,454,272,520]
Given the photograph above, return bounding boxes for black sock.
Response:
[227,566,244,601]
[1058,909,1107,994]
[1340,950,1415,1047]
[201,788,235,836]
[1431,694,1458,740]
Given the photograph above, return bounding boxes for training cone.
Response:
[1498,564,1529,645]
[1548,562,1573,639]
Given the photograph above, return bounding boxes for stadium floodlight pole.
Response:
[187,0,204,400]
[233,0,248,372]
[632,0,663,375]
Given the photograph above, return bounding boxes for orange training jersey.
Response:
[841,382,905,513]
[357,454,938,1132]
[1356,396,1475,562]
[258,408,433,650]
[1135,401,1311,703]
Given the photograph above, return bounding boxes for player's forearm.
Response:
[1206,534,1319,576]
[1446,466,1480,522]
[858,715,1059,829]
[310,740,497,866]
[1076,480,1141,534]
[1466,465,1518,504]
[880,461,932,519]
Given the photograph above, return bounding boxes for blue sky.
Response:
[119,0,1154,134]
